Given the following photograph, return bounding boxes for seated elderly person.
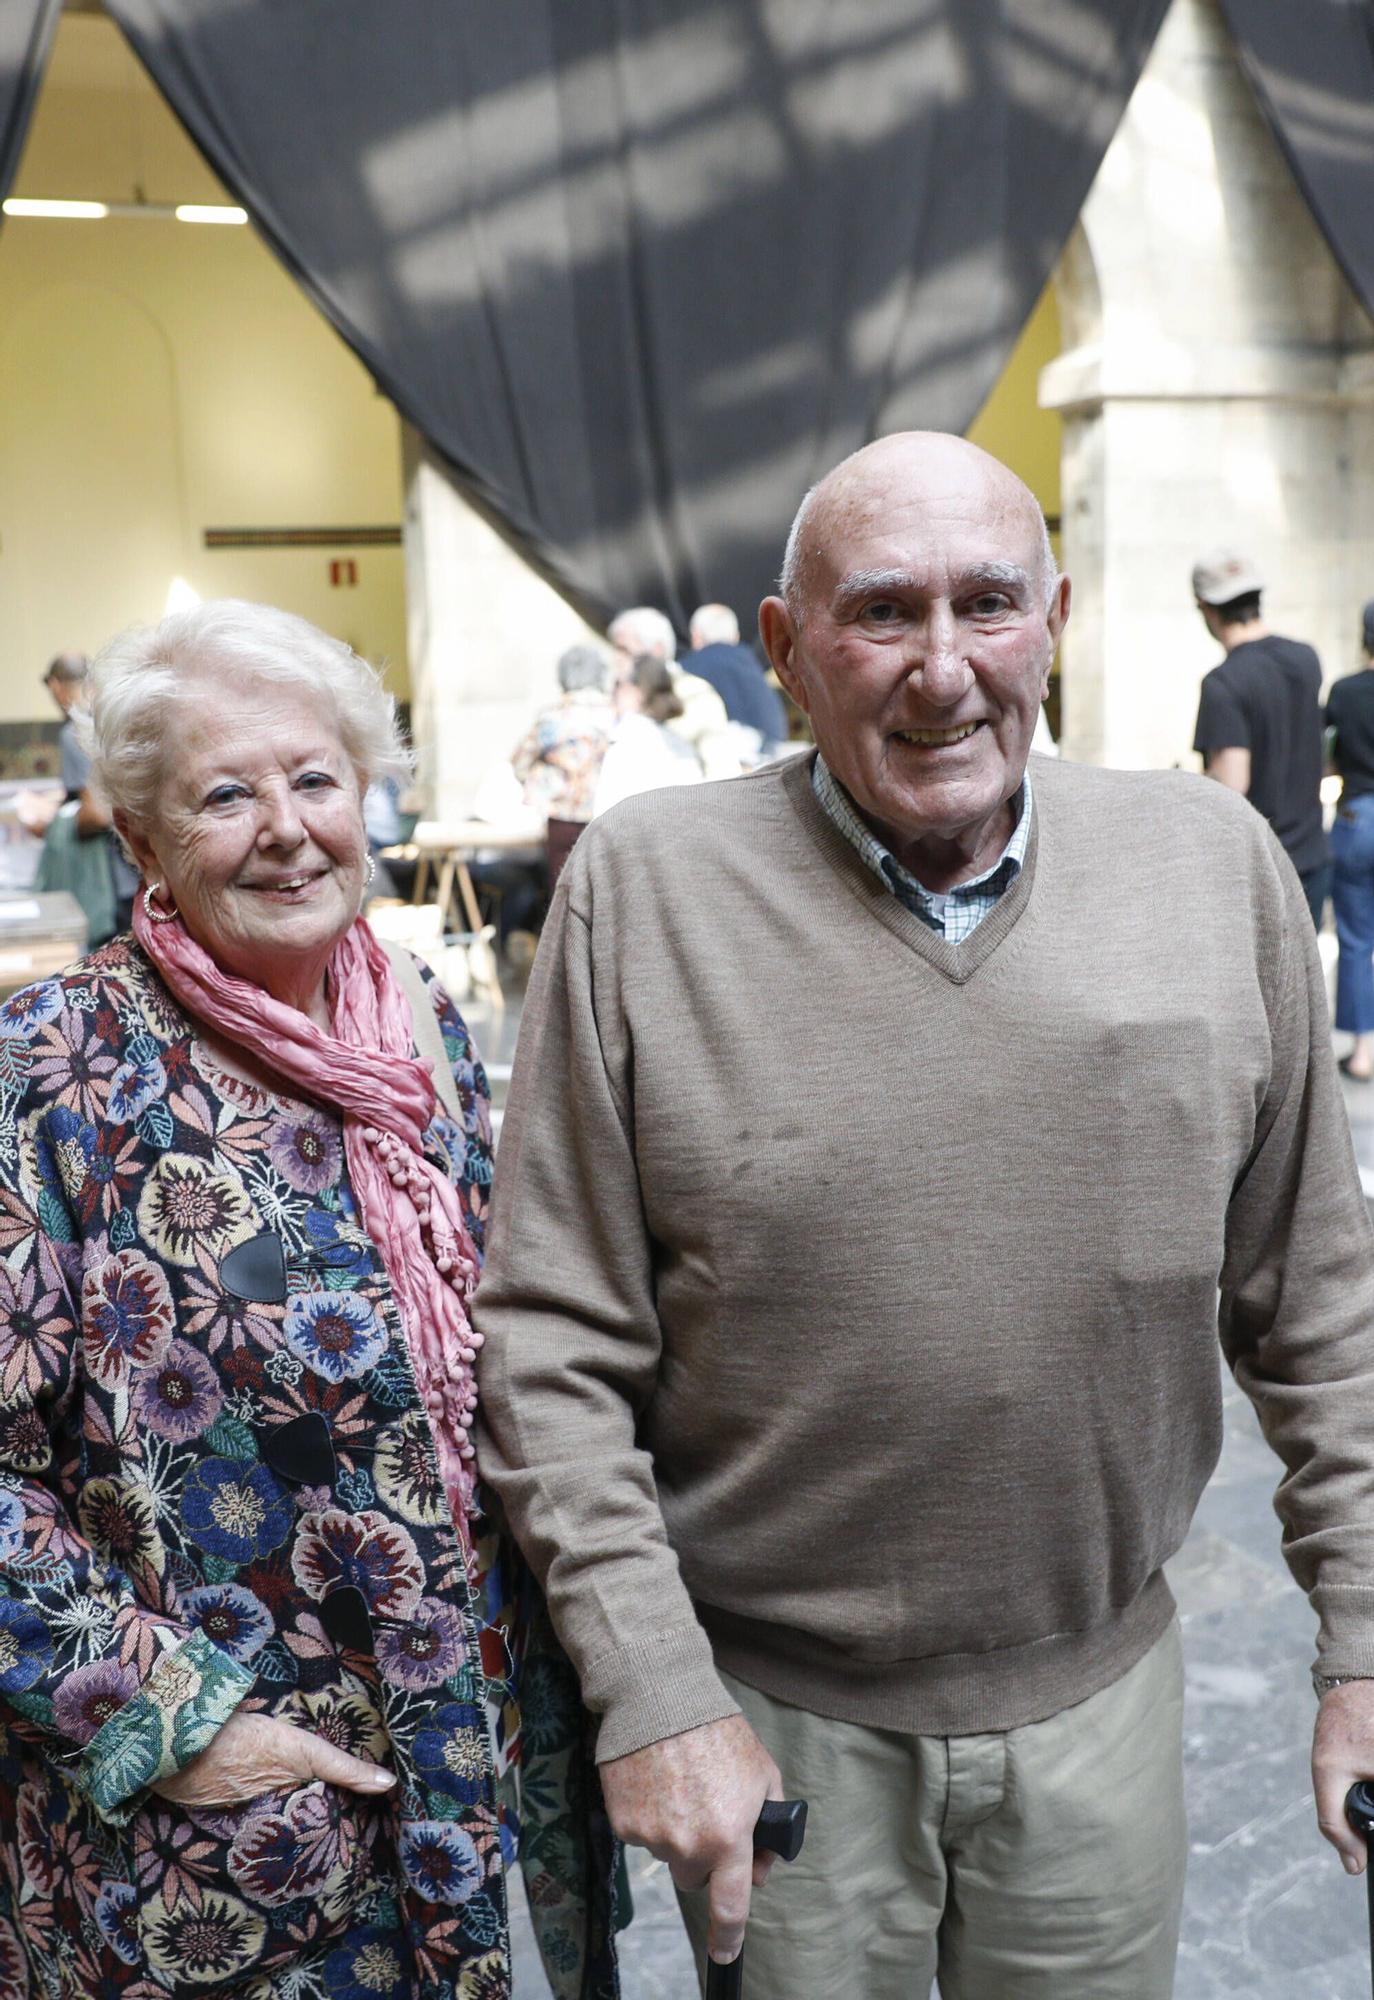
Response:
[506,641,616,897]
[0,601,514,1997]
[510,643,615,825]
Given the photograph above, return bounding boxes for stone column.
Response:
[401,426,603,815]
[1041,0,1374,772]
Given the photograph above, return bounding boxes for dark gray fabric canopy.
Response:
[0,0,59,201]
[107,0,1170,630]
[1220,0,1374,331]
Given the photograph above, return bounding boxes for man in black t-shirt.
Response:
[1191,550,1328,924]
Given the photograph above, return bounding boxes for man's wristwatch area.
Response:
[1313,1672,1374,1697]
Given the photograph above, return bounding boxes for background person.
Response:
[511,641,616,886]
[607,605,739,780]
[1325,598,1374,1080]
[687,602,790,757]
[593,654,704,816]
[476,435,1374,2000]
[1191,550,1329,923]
[0,600,515,1997]
[23,652,138,944]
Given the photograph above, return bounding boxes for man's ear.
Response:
[1043,573,1071,698]
[758,596,810,716]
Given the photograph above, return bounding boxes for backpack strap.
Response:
[377,938,465,1125]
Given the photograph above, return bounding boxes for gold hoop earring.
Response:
[143,883,179,925]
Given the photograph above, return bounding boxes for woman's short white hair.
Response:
[80,599,411,823]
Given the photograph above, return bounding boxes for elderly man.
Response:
[477,434,1374,1999]
[688,601,790,753]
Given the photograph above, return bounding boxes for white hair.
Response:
[608,605,678,663]
[78,599,411,824]
[689,603,740,648]
[778,477,1060,621]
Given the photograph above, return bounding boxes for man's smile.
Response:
[893,721,985,748]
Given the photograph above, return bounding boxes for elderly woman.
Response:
[0,601,517,1998]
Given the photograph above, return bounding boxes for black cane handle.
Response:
[1345,1784,1374,2000]
[704,1798,808,2000]
[754,1797,807,1863]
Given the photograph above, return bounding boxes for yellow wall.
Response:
[966,284,1062,538]
[0,15,408,723]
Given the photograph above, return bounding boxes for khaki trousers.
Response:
[678,1621,1186,2000]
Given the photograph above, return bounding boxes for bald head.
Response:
[779,433,1057,624]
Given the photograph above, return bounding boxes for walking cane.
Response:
[1347,1782,1374,1996]
[704,1798,808,2000]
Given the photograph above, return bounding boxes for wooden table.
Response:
[387,821,543,1013]
[406,819,543,935]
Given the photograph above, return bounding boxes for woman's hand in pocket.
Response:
[150,1712,395,1809]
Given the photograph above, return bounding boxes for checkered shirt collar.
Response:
[811,752,1033,939]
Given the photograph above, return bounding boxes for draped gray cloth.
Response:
[0,0,59,200]
[107,0,1170,628]
[1220,0,1374,328]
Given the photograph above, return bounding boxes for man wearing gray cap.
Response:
[1192,551,1328,922]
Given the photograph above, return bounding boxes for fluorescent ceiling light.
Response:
[175,204,248,225]
[3,198,108,219]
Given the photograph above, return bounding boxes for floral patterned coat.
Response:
[0,934,521,1999]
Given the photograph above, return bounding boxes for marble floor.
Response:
[469,979,1374,1998]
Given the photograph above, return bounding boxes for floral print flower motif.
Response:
[52,1659,138,1745]
[27,1005,118,1122]
[180,1582,272,1664]
[131,1337,224,1441]
[412,1701,490,1806]
[283,1291,387,1384]
[461,1947,512,2000]
[81,1248,175,1390]
[373,1410,447,1528]
[373,1594,468,1691]
[93,1880,139,1965]
[106,1050,166,1124]
[181,1458,294,1565]
[135,1154,254,1269]
[0,1595,53,1694]
[266,1112,342,1194]
[323,1927,410,2000]
[511,1653,579,1759]
[0,1400,51,1475]
[291,1509,423,1619]
[77,1478,163,1574]
[0,1258,74,1401]
[0,981,63,1041]
[142,1886,267,1987]
[398,1820,482,1905]
[227,1783,357,1911]
[0,1917,26,2000]
[295,1684,388,1765]
[74,1121,142,1226]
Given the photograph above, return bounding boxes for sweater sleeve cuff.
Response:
[77,1630,255,1825]
[1310,1584,1374,1679]
[582,1620,741,1764]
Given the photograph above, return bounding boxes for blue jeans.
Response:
[1332,795,1374,1032]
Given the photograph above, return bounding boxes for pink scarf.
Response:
[132,899,483,1541]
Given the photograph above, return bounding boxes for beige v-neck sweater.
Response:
[475,751,1374,1763]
